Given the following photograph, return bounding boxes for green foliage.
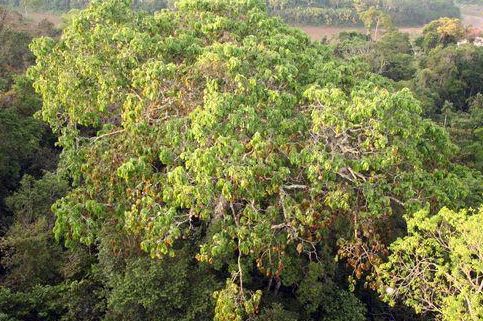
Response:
[297,262,367,320]
[0,13,59,227]
[104,253,218,321]
[335,18,482,174]
[255,303,299,321]
[370,31,415,81]
[334,31,372,59]
[0,279,105,321]
[0,97,42,195]
[271,4,358,26]
[213,280,262,321]
[443,95,483,172]
[0,1,480,321]
[26,1,482,319]
[59,278,106,321]
[334,30,415,81]
[0,284,66,321]
[359,6,393,40]
[0,170,103,321]
[1,173,68,290]
[0,76,48,228]
[416,18,466,52]
[0,7,91,321]
[0,29,33,88]
[0,76,45,196]
[378,206,483,321]
[379,0,460,26]
[1,216,63,289]
[412,44,483,114]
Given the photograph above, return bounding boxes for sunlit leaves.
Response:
[378,207,483,321]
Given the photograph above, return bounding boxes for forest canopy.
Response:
[17,0,481,320]
[0,0,481,320]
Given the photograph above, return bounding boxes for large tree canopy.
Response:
[28,0,481,318]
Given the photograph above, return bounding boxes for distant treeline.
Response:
[268,0,461,26]
[275,6,358,25]
[0,0,461,25]
[0,0,170,11]
[0,0,88,11]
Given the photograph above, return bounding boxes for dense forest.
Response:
[0,0,482,320]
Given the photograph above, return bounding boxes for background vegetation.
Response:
[1,0,463,25]
[268,0,461,26]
